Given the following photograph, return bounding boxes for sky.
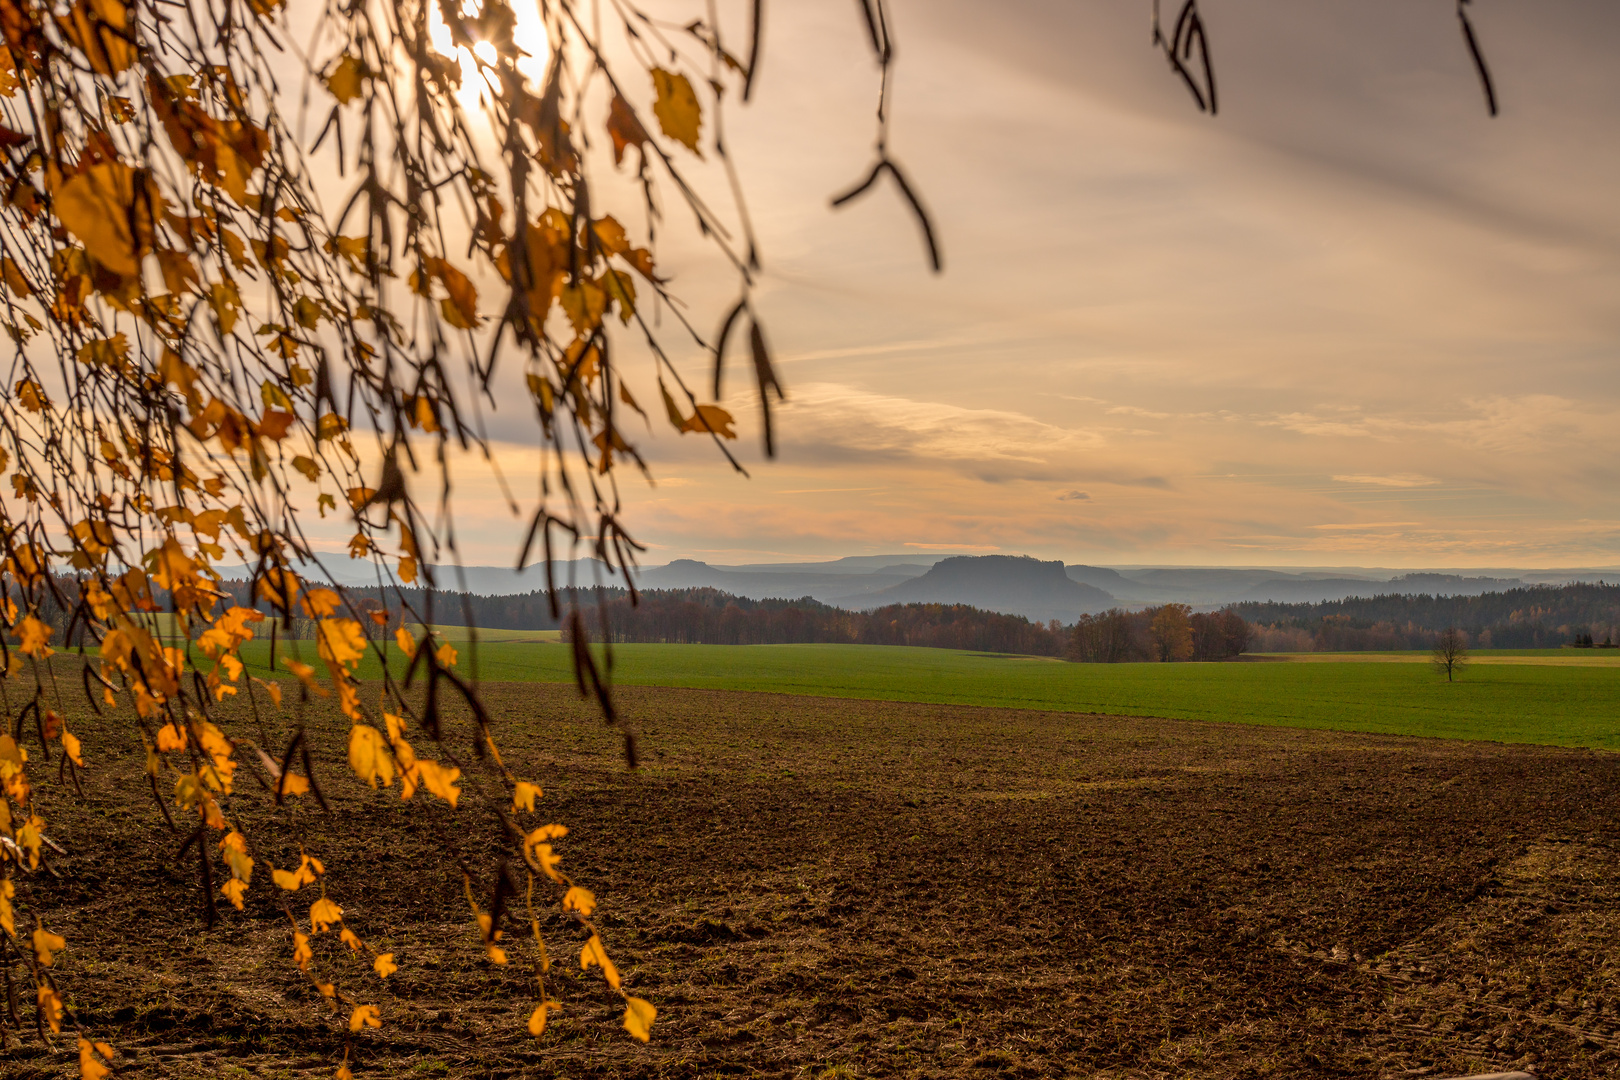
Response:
[416,1,1620,569]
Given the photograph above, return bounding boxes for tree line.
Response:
[1236,583,1620,651]
[1069,605,1251,662]
[23,578,1259,663]
[562,589,1072,655]
[49,574,1616,658]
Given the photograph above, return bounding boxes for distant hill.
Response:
[1238,573,1525,605]
[1064,564,1138,594]
[636,559,928,605]
[852,555,1115,622]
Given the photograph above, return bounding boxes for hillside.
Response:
[854,555,1115,622]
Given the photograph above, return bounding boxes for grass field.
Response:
[218,638,1620,751]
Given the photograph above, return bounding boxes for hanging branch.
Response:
[1151,0,1218,114]
[829,0,943,273]
[1456,0,1499,116]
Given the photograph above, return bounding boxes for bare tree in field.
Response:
[1432,628,1471,682]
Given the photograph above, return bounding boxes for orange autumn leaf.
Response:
[650,68,702,155]
[349,1004,382,1031]
[679,404,737,439]
[606,93,650,166]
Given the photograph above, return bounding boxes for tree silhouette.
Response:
[1432,627,1471,683]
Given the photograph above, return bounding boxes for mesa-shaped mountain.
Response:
[848,555,1115,622]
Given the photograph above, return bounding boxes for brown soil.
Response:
[9,681,1620,1078]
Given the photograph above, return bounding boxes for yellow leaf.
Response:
[316,981,336,998]
[292,930,313,970]
[607,93,650,166]
[659,382,686,431]
[38,984,63,1033]
[348,725,394,789]
[426,257,479,328]
[408,394,439,432]
[53,161,152,278]
[273,853,321,891]
[527,1002,551,1038]
[623,996,657,1042]
[278,771,310,798]
[310,896,343,933]
[298,585,337,616]
[679,404,737,439]
[650,68,702,155]
[156,722,186,752]
[292,455,321,482]
[562,886,596,917]
[593,269,633,327]
[0,256,30,297]
[383,711,409,742]
[325,54,369,105]
[486,944,508,965]
[17,615,54,658]
[254,677,284,707]
[220,227,250,270]
[415,759,460,807]
[511,781,542,813]
[325,235,369,274]
[579,934,621,989]
[33,925,66,966]
[156,248,200,294]
[221,878,248,909]
[559,280,606,336]
[62,728,84,768]
[293,296,324,329]
[591,215,629,255]
[335,1050,354,1080]
[209,280,242,333]
[435,641,457,668]
[349,1004,382,1032]
[340,926,363,951]
[78,1036,113,1080]
[373,952,397,978]
[76,334,131,370]
[15,377,47,412]
[317,618,367,670]
[59,0,135,76]
[524,823,568,880]
[0,878,13,936]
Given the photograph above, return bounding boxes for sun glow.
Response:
[427,0,550,104]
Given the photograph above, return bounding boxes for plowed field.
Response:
[11,681,1620,1079]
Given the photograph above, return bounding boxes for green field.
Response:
[210,637,1620,751]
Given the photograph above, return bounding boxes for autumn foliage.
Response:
[0,0,915,1066]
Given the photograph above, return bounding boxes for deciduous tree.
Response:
[1432,627,1470,682]
[0,0,942,1064]
[1150,603,1195,663]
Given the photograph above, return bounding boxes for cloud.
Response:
[1057,490,1091,501]
[1309,522,1424,531]
[1268,397,1607,455]
[904,542,1001,551]
[1332,474,1438,488]
[777,382,1106,467]
[1105,405,1173,420]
